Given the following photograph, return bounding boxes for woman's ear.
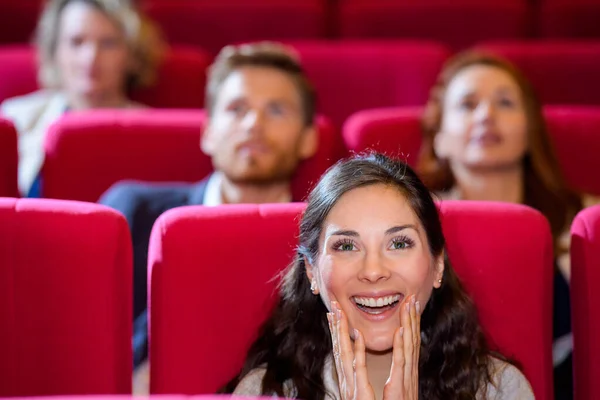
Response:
[304,256,319,295]
[433,252,445,289]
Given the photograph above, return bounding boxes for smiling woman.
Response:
[227,153,535,400]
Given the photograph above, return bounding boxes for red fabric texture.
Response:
[342,107,423,167]
[0,1,42,44]
[338,0,529,50]
[544,106,600,195]
[0,396,281,400]
[570,205,600,400]
[148,201,553,398]
[41,109,338,202]
[0,198,132,396]
[0,118,18,197]
[476,41,600,105]
[143,0,326,54]
[0,45,212,108]
[289,40,450,127]
[540,0,600,38]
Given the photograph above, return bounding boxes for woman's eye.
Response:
[340,243,355,251]
[498,98,516,108]
[390,237,413,250]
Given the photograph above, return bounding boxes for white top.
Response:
[234,356,535,399]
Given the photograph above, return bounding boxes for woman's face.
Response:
[55,1,130,104]
[435,65,529,172]
[307,184,444,352]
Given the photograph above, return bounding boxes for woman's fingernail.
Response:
[416,301,421,315]
[411,295,416,305]
[336,308,342,320]
[405,302,410,312]
[353,328,359,339]
[399,327,404,337]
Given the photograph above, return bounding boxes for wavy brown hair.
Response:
[419,51,581,242]
[226,153,505,399]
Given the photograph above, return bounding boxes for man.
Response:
[100,42,318,366]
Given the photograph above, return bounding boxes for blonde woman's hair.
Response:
[35,0,166,90]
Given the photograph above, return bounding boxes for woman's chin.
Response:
[364,335,394,353]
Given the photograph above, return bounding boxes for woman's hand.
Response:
[327,296,421,400]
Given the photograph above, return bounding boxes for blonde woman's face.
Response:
[435,65,529,171]
[55,1,130,105]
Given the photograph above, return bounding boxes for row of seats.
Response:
[1,106,599,201]
[1,0,600,51]
[1,197,599,400]
[2,41,599,127]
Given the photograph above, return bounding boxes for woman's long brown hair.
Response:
[225,153,506,399]
[419,51,581,242]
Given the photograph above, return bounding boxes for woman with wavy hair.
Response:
[230,153,534,399]
[418,51,580,400]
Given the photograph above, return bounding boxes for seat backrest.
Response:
[143,0,326,54]
[149,201,553,399]
[342,107,423,167]
[476,41,600,105]
[0,1,42,44]
[540,0,600,38]
[41,109,339,202]
[0,198,132,396]
[570,204,600,400]
[545,106,600,196]
[288,40,450,127]
[338,0,529,50]
[0,118,18,197]
[0,45,211,108]
[343,105,600,196]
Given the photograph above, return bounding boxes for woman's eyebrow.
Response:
[385,224,418,235]
[329,229,359,237]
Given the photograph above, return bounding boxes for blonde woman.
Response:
[1,0,164,197]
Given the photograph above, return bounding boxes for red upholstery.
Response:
[0,45,211,108]
[0,118,18,198]
[476,41,600,105]
[0,198,132,396]
[545,106,600,196]
[342,107,423,167]
[0,1,42,44]
[570,205,600,400]
[144,0,326,54]
[343,105,600,195]
[148,201,553,398]
[540,0,600,38]
[289,41,450,127]
[338,0,529,50]
[0,46,38,103]
[41,109,339,202]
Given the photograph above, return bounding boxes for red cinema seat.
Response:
[0,118,18,198]
[344,105,600,196]
[476,41,600,105]
[0,45,211,108]
[0,1,42,44]
[571,204,600,400]
[289,40,450,127]
[144,0,326,54]
[148,201,553,398]
[338,0,529,50]
[0,198,132,396]
[41,109,339,202]
[540,0,600,38]
[545,106,600,196]
[343,107,423,167]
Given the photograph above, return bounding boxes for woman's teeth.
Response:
[353,294,402,308]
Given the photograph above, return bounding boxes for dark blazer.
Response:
[99,178,209,321]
